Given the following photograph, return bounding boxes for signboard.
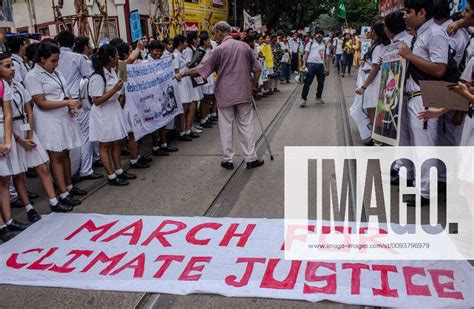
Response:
[185,21,200,32]
[243,10,262,31]
[379,0,404,16]
[0,213,472,307]
[130,10,142,43]
[373,42,406,145]
[0,0,13,28]
[124,56,183,140]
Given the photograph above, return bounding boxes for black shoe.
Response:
[179,135,193,141]
[69,186,87,196]
[117,171,137,180]
[189,132,200,138]
[390,175,415,187]
[131,160,151,169]
[364,139,375,146]
[210,116,218,122]
[274,88,280,92]
[268,90,274,95]
[108,177,129,186]
[71,174,81,183]
[60,194,82,207]
[7,219,30,232]
[208,119,217,125]
[0,227,15,242]
[10,198,23,209]
[247,160,265,169]
[221,161,234,170]
[201,122,213,128]
[405,196,431,207]
[50,202,73,213]
[153,148,170,156]
[162,145,179,152]
[27,190,39,200]
[27,209,41,223]
[80,172,104,181]
[121,149,131,156]
[138,156,153,164]
[92,160,104,168]
[26,168,38,178]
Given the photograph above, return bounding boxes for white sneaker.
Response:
[191,127,203,133]
[195,124,203,130]
[299,100,307,108]
[316,98,325,104]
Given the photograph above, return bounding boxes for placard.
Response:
[130,10,142,43]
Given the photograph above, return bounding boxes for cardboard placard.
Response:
[420,80,470,112]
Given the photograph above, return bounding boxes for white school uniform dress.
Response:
[173,50,195,104]
[10,81,49,168]
[0,81,25,176]
[361,44,384,109]
[88,69,129,143]
[11,54,30,85]
[201,48,215,95]
[183,47,203,101]
[24,65,82,152]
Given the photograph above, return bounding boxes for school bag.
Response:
[80,73,107,109]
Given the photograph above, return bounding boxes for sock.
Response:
[115,169,124,176]
[49,197,58,206]
[25,204,34,212]
[60,192,69,199]
[6,219,13,225]
[211,113,217,117]
[180,131,185,136]
[160,143,167,148]
[0,224,6,229]
[185,130,191,135]
[67,184,73,191]
[130,158,139,164]
[137,154,142,160]
[108,173,117,180]
[153,146,160,151]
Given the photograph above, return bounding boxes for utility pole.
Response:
[233,0,237,27]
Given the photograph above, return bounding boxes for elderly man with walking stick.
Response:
[176,21,264,171]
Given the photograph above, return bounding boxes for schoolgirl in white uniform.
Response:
[0,53,73,221]
[184,32,203,135]
[173,35,199,141]
[25,41,85,208]
[198,32,216,128]
[350,22,390,144]
[89,44,137,186]
[0,53,30,242]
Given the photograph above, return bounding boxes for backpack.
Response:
[80,73,106,109]
[408,45,461,84]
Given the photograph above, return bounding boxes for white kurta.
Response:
[24,65,82,152]
[88,68,129,143]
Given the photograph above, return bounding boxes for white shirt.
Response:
[404,19,449,93]
[57,47,93,99]
[11,54,30,85]
[305,41,326,64]
[0,80,13,122]
[172,50,187,73]
[183,47,195,67]
[440,19,470,66]
[362,44,384,71]
[460,57,474,82]
[25,65,70,101]
[10,81,32,119]
[335,38,344,55]
[88,68,120,103]
[393,31,413,47]
[289,38,300,53]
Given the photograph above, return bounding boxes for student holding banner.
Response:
[88,44,137,187]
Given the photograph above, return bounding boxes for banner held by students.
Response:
[373,42,406,145]
[0,213,472,307]
[243,10,262,31]
[125,56,183,140]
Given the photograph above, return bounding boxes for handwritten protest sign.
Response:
[124,56,183,140]
[0,213,472,307]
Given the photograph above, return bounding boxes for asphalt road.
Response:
[1,71,365,308]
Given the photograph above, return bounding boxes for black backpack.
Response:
[408,45,461,84]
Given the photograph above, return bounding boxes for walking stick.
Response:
[251,97,275,161]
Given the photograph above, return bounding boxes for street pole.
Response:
[233,0,237,27]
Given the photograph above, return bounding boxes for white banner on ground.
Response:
[124,56,183,140]
[0,213,472,307]
[243,10,262,31]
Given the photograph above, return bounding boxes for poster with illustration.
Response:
[0,0,13,27]
[360,39,371,59]
[373,42,406,145]
[361,26,371,39]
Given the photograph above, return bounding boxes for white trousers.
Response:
[76,108,97,177]
[218,103,258,163]
[396,96,438,198]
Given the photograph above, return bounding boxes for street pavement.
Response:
[1,71,363,308]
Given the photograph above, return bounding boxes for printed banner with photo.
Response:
[0,213,472,307]
[125,56,183,140]
[243,10,262,31]
[373,42,406,145]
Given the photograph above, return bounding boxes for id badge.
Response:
[20,123,31,132]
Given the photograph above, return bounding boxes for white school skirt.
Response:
[13,120,49,168]
[0,125,26,176]
[175,76,198,104]
[89,100,129,143]
[202,75,215,95]
[33,106,82,152]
